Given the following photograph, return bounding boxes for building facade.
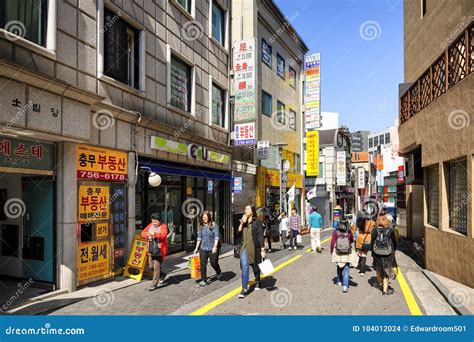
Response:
[0,0,232,292]
[399,0,473,286]
[351,130,369,153]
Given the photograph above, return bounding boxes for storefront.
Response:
[0,137,56,287]
[135,136,232,254]
[76,144,128,286]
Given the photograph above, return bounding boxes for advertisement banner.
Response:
[257,140,269,160]
[234,122,256,145]
[336,151,347,186]
[78,185,110,222]
[352,152,369,163]
[304,53,321,130]
[232,177,243,193]
[233,38,256,122]
[305,131,319,176]
[398,165,405,182]
[357,168,365,189]
[77,240,110,283]
[77,145,127,181]
[377,154,384,171]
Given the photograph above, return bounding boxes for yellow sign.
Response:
[306,131,319,176]
[78,185,110,222]
[123,237,148,281]
[352,152,369,163]
[77,145,128,181]
[282,149,295,172]
[77,240,110,283]
[263,168,303,189]
[256,167,266,208]
[96,222,109,238]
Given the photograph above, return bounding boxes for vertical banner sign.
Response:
[77,241,110,282]
[111,183,127,270]
[233,38,256,122]
[232,177,242,193]
[336,151,347,186]
[305,131,319,176]
[398,165,405,182]
[78,185,110,222]
[234,122,256,145]
[257,140,270,160]
[304,53,321,130]
[357,168,365,189]
[123,237,148,281]
[376,154,384,171]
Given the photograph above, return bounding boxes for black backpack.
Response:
[372,227,393,256]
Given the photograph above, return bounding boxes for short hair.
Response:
[150,213,161,221]
[312,206,318,212]
[291,207,297,213]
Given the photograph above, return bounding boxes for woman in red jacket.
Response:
[141,213,168,291]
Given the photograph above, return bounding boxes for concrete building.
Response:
[231,0,308,230]
[399,0,473,287]
[0,0,232,293]
[351,130,369,153]
[368,128,391,153]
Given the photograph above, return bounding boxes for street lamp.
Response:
[140,167,162,187]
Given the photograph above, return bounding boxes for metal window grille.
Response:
[448,159,468,235]
[426,165,439,228]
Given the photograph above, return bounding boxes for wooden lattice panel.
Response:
[448,35,467,88]
[419,71,431,109]
[432,56,446,100]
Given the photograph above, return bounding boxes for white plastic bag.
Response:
[258,259,275,276]
[296,234,302,244]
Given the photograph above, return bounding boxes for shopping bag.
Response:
[296,234,302,244]
[258,259,275,277]
[189,255,201,279]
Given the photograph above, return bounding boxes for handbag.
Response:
[233,245,241,258]
[148,238,161,257]
[258,259,275,277]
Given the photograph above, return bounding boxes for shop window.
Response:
[103,8,141,89]
[211,0,226,46]
[447,158,467,235]
[169,54,193,112]
[0,0,48,46]
[289,66,296,88]
[289,109,296,130]
[277,53,285,79]
[276,100,285,126]
[262,90,272,117]
[211,82,227,128]
[261,38,272,68]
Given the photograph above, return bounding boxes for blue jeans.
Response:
[337,263,350,287]
[240,249,260,290]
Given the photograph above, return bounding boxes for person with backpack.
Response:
[354,210,376,276]
[308,206,324,253]
[330,219,354,293]
[371,214,398,295]
[193,210,222,286]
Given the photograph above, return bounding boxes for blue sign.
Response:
[208,180,213,193]
[232,177,242,193]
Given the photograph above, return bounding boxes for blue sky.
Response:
[275,0,404,132]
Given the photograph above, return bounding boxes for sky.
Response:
[275,0,404,133]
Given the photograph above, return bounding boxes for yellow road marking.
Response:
[306,237,332,252]
[190,255,302,316]
[396,267,423,315]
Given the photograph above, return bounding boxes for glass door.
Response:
[165,186,183,254]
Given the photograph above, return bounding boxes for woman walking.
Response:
[371,215,398,295]
[278,211,289,249]
[193,211,222,286]
[330,219,354,293]
[355,210,376,276]
[237,205,265,298]
[141,213,168,291]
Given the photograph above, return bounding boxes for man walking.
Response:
[288,207,301,250]
[308,206,323,253]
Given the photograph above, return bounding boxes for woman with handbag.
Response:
[355,210,376,276]
[193,211,222,286]
[141,213,168,291]
[237,205,265,298]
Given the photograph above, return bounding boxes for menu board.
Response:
[111,183,127,270]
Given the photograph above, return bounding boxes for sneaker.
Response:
[148,285,157,291]
[255,281,261,291]
[216,273,224,281]
[238,289,248,298]
[342,286,348,293]
[288,246,292,250]
[359,272,365,276]
[293,246,297,250]
[159,273,167,284]
[337,282,342,287]
[268,249,272,253]
[198,280,207,287]
[317,247,321,253]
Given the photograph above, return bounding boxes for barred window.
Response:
[426,165,439,228]
[448,159,468,235]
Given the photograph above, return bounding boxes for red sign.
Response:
[398,165,405,182]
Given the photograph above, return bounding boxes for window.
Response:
[385,133,391,144]
[369,137,373,148]
[211,1,225,46]
[176,0,192,13]
[447,159,467,235]
[104,8,140,89]
[262,90,272,117]
[261,39,272,68]
[379,134,385,145]
[421,0,427,18]
[170,55,192,112]
[211,83,226,128]
[0,0,48,46]
[426,165,439,228]
[289,108,296,130]
[276,53,285,79]
[276,101,285,126]
[317,162,324,179]
[289,66,296,88]
[374,136,379,147]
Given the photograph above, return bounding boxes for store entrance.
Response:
[0,174,55,284]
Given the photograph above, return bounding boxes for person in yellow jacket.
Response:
[354,210,376,276]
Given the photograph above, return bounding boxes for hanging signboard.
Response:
[304,53,321,130]
[232,177,243,193]
[123,237,148,281]
[234,122,256,145]
[78,185,110,222]
[0,137,54,171]
[336,151,347,186]
[257,140,270,160]
[305,131,319,176]
[76,145,127,181]
[233,38,256,122]
[77,240,110,283]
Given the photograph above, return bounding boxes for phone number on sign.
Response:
[77,171,126,181]
[352,325,467,333]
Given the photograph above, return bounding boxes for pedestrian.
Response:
[307,206,323,253]
[371,214,398,295]
[193,210,222,286]
[141,213,168,291]
[288,207,301,250]
[354,210,376,276]
[330,219,354,293]
[237,205,265,298]
[263,211,273,253]
[278,211,289,249]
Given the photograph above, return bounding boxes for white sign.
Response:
[234,122,256,145]
[257,140,270,160]
[233,39,256,122]
[304,53,321,130]
[357,168,365,189]
[336,151,347,186]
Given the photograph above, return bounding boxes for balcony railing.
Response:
[400,22,473,124]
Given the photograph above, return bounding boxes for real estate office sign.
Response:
[233,38,256,123]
